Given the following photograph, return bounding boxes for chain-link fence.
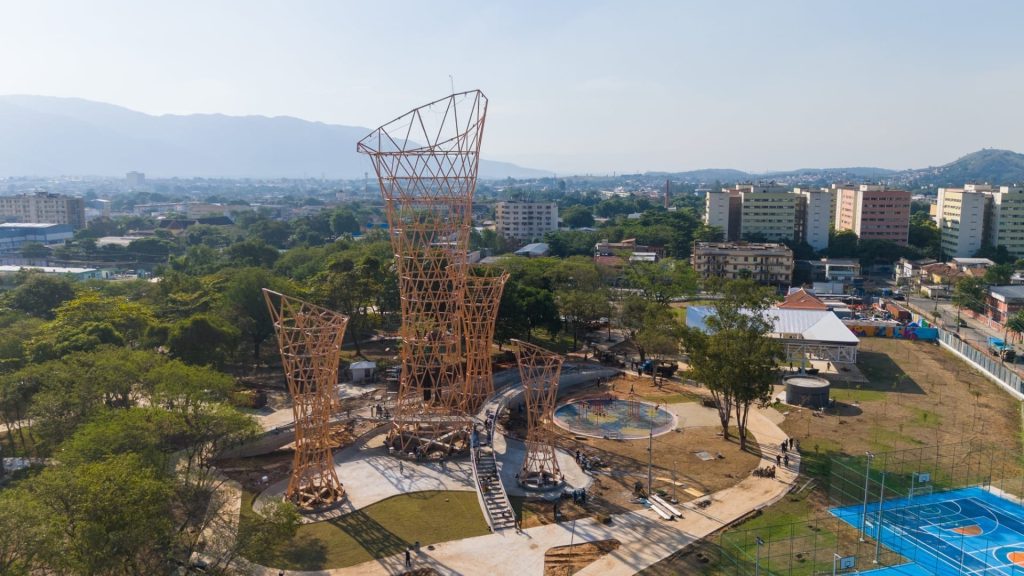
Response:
[718,441,1024,575]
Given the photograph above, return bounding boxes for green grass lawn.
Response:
[641,392,700,405]
[240,489,490,570]
[713,490,887,576]
[828,385,886,403]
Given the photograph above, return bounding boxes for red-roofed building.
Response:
[779,288,828,310]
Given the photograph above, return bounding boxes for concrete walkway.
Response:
[253,428,476,519]
[252,403,799,576]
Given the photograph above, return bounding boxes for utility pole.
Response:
[874,468,887,564]
[860,451,875,542]
[647,415,654,497]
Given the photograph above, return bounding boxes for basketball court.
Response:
[832,487,1024,575]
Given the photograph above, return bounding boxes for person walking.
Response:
[784,454,790,467]
[776,454,782,465]
[405,548,412,568]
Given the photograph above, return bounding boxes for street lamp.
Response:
[860,451,875,542]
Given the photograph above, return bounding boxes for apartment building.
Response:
[691,242,794,286]
[703,188,742,241]
[126,171,146,189]
[935,184,995,257]
[495,201,559,243]
[794,187,833,252]
[934,185,1024,259]
[739,184,799,243]
[0,191,86,229]
[833,184,911,245]
[989,186,1024,258]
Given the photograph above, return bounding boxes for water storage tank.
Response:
[784,375,831,409]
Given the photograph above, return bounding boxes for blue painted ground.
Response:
[832,487,1024,575]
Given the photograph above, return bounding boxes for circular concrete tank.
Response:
[784,375,831,409]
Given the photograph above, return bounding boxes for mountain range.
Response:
[0,95,553,180]
[1,95,1023,187]
[654,150,1024,189]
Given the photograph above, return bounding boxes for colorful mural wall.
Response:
[844,321,939,341]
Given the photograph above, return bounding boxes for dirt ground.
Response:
[544,539,621,576]
[781,338,1021,457]
[506,373,761,520]
[644,337,1024,576]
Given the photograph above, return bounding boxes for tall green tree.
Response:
[495,280,560,344]
[29,293,155,360]
[561,204,595,229]
[7,273,77,319]
[556,289,609,350]
[633,306,680,385]
[314,255,385,356]
[954,276,988,314]
[213,267,294,363]
[984,263,1014,286]
[622,258,697,304]
[681,279,782,449]
[26,454,173,575]
[226,239,280,268]
[0,486,47,574]
[167,314,240,367]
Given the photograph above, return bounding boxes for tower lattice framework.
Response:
[263,289,347,509]
[357,90,487,456]
[512,339,564,488]
[462,270,509,414]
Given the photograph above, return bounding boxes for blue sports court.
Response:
[832,487,1024,575]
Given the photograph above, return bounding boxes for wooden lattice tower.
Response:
[357,91,487,456]
[263,289,347,509]
[462,270,509,414]
[512,339,564,487]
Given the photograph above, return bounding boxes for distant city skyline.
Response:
[1,0,1022,175]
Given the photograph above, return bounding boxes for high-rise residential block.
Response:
[126,171,146,189]
[739,184,799,243]
[705,184,832,251]
[495,201,559,243]
[989,185,1024,258]
[833,184,911,245]
[935,184,995,258]
[794,187,833,252]
[0,191,86,229]
[703,188,742,241]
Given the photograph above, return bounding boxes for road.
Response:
[904,292,1024,376]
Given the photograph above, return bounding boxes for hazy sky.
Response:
[1,0,1022,175]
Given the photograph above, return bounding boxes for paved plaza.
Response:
[245,406,796,574]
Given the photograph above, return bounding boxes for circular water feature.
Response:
[553,398,677,439]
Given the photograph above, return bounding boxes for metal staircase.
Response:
[470,403,518,532]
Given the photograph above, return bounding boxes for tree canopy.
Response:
[681,279,782,449]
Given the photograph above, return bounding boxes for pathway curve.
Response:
[250,403,799,576]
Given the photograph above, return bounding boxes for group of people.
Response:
[574,448,599,472]
[753,465,778,479]
[571,487,588,505]
[774,438,799,468]
[371,403,391,419]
